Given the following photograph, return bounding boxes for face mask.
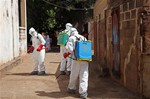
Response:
[31,32,37,37]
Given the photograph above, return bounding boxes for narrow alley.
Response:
[0,48,139,99]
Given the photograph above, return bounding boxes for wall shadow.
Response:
[87,55,139,99]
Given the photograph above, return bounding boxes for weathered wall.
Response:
[19,0,27,55]
[119,1,140,93]
[94,0,108,65]
[94,0,150,97]
[143,55,150,97]
[105,9,113,76]
[88,21,94,50]
[0,0,19,66]
[0,0,27,66]
[141,0,150,98]
[19,27,27,55]
[108,0,142,93]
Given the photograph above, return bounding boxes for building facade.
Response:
[94,0,150,98]
[0,0,27,66]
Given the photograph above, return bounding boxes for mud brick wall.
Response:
[94,0,108,65]
[141,0,150,98]
[119,1,140,93]
[94,0,150,97]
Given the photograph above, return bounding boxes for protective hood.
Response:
[66,23,72,30]
[29,27,37,37]
[70,28,78,36]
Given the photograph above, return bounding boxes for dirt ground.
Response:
[0,48,139,99]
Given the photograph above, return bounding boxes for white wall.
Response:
[0,0,20,66]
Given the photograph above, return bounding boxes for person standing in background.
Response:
[46,35,51,52]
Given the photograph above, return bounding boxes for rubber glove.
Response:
[37,44,44,51]
[63,52,71,58]
[27,46,34,53]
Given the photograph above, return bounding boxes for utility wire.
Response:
[43,0,67,9]
[42,0,93,11]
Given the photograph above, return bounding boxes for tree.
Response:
[27,0,94,33]
[54,0,94,33]
[27,0,57,32]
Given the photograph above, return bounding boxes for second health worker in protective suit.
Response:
[59,23,73,75]
[64,28,89,99]
[27,27,46,75]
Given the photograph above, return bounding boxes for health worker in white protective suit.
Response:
[59,23,73,75]
[64,28,89,99]
[27,27,46,75]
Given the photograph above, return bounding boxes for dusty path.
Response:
[0,49,139,99]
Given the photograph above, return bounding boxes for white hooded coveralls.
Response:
[65,28,89,94]
[30,30,46,72]
[60,23,72,72]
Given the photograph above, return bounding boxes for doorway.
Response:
[111,7,121,79]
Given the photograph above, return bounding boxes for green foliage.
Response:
[45,9,57,29]
[27,0,57,32]
[27,0,94,33]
